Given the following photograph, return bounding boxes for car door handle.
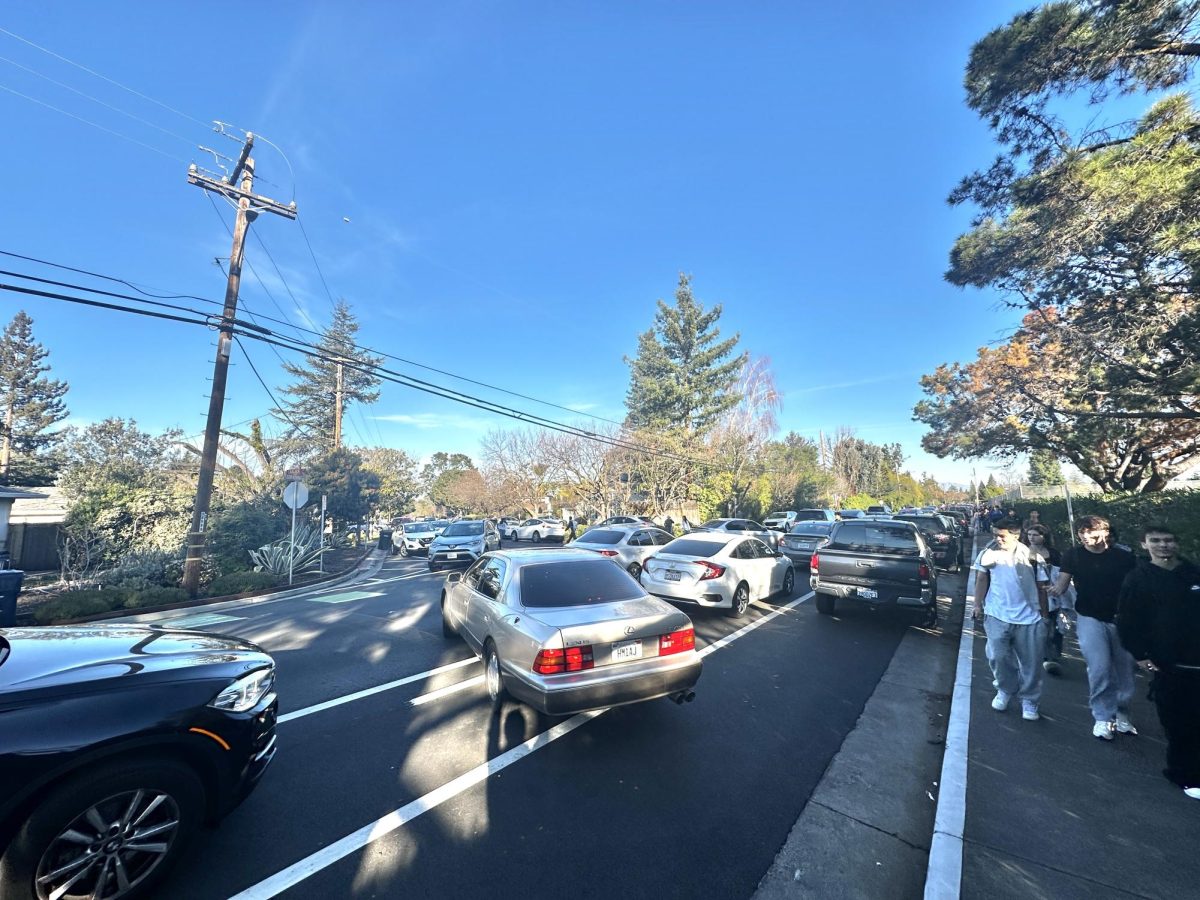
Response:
[856,561,875,568]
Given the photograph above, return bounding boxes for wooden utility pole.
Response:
[182,134,296,596]
[333,360,344,447]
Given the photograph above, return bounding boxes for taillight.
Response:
[933,534,949,543]
[659,627,695,656]
[810,553,819,572]
[696,560,726,580]
[919,562,931,580]
[642,555,656,574]
[533,646,594,674]
[594,549,619,557]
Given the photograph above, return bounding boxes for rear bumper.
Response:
[810,580,935,609]
[648,588,732,609]
[505,657,703,716]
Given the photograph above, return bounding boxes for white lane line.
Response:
[277,658,479,724]
[410,675,484,705]
[233,590,814,899]
[162,612,244,629]
[924,538,978,900]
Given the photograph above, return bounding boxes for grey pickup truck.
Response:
[809,519,938,625]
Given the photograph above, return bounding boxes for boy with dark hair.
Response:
[1051,515,1137,740]
[1117,525,1200,800]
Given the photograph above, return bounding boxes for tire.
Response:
[781,567,795,597]
[483,641,508,710]
[0,759,205,900]
[922,603,939,629]
[441,595,456,638]
[726,582,750,618]
[627,562,642,582]
[816,593,836,615]
[509,531,518,542]
[398,543,409,558]
[532,531,542,543]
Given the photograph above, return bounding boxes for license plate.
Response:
[665,570,682,582]
[857,587,879,599]
[611,639,642,661]
[446,552,459,559]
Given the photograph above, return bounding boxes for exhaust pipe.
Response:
[670,690,696,705]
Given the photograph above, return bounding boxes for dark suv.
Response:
[893,514,963,571]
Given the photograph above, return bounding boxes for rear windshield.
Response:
[767,512,793,519]
[830,522,920,554]
[520,560,643,607]
[576,529,623,545]
[443,522,484,536]
[893,515,949,534]
[661,538,726,557]
[793,510,828,521]
[788,522,833,535]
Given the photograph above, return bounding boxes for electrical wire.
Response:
[295,215,339,316]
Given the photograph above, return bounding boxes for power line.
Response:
[295,215,339,316]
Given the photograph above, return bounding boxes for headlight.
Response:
[209,666,275,712]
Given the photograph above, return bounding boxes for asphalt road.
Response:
[134,545,933,899]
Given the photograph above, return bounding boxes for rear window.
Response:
[793,510,828,521]
[830,522,920,554]
[519,560,643,608]
[789,522,833,535]
[894,515,949,534]
[661,538,727,557]
[576,529,623,545]
[699,520,726,530]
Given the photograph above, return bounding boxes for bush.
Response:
[207,500,288,572]
[123,587,190,609]
[104,548,178,591]
[205,571,280,597]
[33,589,130,624]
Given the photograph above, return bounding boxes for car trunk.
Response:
[528,598,687,667]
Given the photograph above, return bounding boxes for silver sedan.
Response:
[690,518,780,549]
[440,549,702,715]
[571,524,675,580]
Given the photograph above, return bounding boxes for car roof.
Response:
[585,523,659,532]
[490,548,602,568]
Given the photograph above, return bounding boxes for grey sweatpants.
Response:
[1075,614,1136,722]
[984,615,1045,703]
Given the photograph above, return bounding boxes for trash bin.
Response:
[377,529,394,553]
[0,569,25,628]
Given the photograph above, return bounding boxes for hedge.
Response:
[204,571,280,597]
[33,589,131,625]
[1005,488,1200,561]
[123,587,191,609]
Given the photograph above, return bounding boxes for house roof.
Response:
[8,486,66,524]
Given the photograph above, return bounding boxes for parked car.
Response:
[778,521,834,567]
[793,508,837,523]
[809,519,937,624]
[571,525,675,579]
[440,550,702,714]
[0,625,278,900]
[429,520,450,536]
[396,521,438,557]
[597,515,657,527]
[893,514,964,572]
[762,510,798,531]
[836,509,866,519]
[429,519,502,571]
[865,504,893,515]
[689,518,780,550]
[495,516,524,535]
[507,518,566,543]
[640,533,795,618]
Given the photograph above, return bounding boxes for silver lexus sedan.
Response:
[440,549,702,715]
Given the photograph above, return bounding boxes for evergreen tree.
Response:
[308,447,381,528]
[624,274,747,434]
[0,311,69,484]
[1027,449,1064,485]
[274,300,382,449]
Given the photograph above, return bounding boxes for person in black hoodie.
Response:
[1116,524,1200,800]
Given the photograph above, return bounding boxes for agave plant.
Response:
[249,523,328,576]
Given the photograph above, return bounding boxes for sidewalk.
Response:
[950,546,1200,899]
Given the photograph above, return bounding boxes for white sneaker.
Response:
[1113,714,1138,735]
[1093,720,1114,741]
[1184,787,1200,800]
[991,691,1011,711]
[1021,701,1040,721]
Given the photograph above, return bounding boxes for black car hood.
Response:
[0,624,270,693]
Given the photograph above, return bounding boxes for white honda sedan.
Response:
[640,533,795,618]
[508,518,566,543]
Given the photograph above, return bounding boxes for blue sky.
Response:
[0,2,1039,488]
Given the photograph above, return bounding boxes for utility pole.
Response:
[182,134,297,597]
[333,359,344,448]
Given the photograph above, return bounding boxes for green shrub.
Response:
[205,571,280,597]
[123,587,191,609]
[33,589,130,624]
[207,500,288,571]
[105,549,178,591]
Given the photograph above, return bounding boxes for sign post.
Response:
[319,494,327,574]
[282,480,310,585]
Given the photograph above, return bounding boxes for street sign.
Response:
[285,468,306,482]
[283,481,309,510]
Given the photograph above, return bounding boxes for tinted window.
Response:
[662,538,728,558]
[894,515,949,535]
[478,558,506,600]
[699,520,725,530]
[831,523,920,554]
[650,529,674,546]
[577,529,624,545]
[629,531,653,547]
[443,522,485,536]
[749,539,775,558]
[731,541,754,560]
[793,510,828,521]
[463,557,487,589]
[789,522,833,535]
[519,560,643,608]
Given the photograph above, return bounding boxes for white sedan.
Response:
[507,517,566,543]
[639,533,795,618]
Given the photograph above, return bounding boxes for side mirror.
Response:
[446,572,462,584]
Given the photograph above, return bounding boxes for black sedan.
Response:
[0,625,278,900]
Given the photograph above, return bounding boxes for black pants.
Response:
[1154,669,1200,788]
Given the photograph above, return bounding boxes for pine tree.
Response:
[0,311,69,484]
[1027,449,1064,485]
[273,300,382,449]
[624,274,747,435]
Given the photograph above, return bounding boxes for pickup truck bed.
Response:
[809,520,937,622]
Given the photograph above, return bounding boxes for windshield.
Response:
[575,529,623,545]
[430,521,449,529]
[520,560,643,607]
[442,522,484,536]
[403,523,431,534]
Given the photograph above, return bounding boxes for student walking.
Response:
[971,517,1051,721]
[1027,524,1072,675]
[1051,515,1137,740]
[1117,525,1200,799]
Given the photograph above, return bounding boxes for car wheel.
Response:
[627,562,642,581]
[441,595,456,638]
[532,531,542,543]
[781,567,795,597]
[509,532,518,542]
[398,543,409,558]
[816,594,836,615]
[922,603,939,629]
[726,582,750,618]
[0,758,205,900]
[484,641,508,710]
